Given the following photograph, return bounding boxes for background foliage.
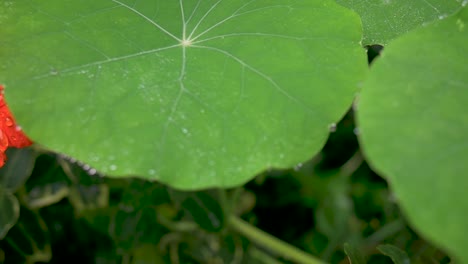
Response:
[0,111,457,263]
[1,0,467,263]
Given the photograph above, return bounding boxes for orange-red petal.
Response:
[0,84,33,167]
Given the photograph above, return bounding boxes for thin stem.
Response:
[228,215,326,264]
[339,150,363,178]
[249,246,284,264]
[363,219,405,247]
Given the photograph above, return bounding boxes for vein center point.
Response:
[181,39,192,47]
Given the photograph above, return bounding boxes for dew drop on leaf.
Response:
[294,163,303,171]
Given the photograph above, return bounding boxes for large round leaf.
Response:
[0,0,366,189]
[336,0,463,45]
[357,7,468,262]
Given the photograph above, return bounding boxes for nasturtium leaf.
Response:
[336,0,464,45]
[0,189,19,239]
[0,0,366,189]
[377,244,409,264]
[344,243,366,264]
[182,192,224,232]
[357,6,468,263]
[0,148,36,192]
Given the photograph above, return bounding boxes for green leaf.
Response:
[0,189,19,239]
[24,154,71,209]
[357,6,468,263]
[182,192,224,232]
[109,207,165,252]
[0,148,36,192]
[2,207,52,262]
[130,244,165,264]
[0,0,366,189]
[336,0,463,45]
[377,244,410,264]
[344,243,366,264]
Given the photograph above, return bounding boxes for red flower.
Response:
[0,85,33,167]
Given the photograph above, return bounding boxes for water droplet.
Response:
[82,164,91,170]
[88,168,97,175]
[148,169,156,175]
[181,128,188,134]
[328,123,337,132]
[294,163,303,171]
[5,117,13,127]
[353,127,360,135]
[15,126,22,131]
[109,164,117,171]
[50,69,58,75]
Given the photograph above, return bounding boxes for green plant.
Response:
[1,1,467,263]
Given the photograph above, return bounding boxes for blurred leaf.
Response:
[131,244,165,264]
[109,207,166,253]
[0,190,19,239]
[182,192,224,232]
[24,154,71,209]
[344,243,366,264]
[69,184,109,212]
[1,0,366,189]
[336,0,462,45]
[377,244,410,264]
[120,180,171,209]
[26,183,69,209]
[2,207,51,263]
[358,6,468,262]
[0,148,36,192]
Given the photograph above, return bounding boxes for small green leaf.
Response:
[0,189,19,239]
[358,6,468,263]
[108,207,165,251]
[131,244,165,264]
[2,208,51,262]
[0,148,36,192]
[336,0,463,45]
[344,243,366,264]
[377,244,410,264]
[24,154,71,208]
[182,192,224,232]
[0,0,367,189]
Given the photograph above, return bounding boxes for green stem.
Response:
[363,219,405,247]
[228,215,326,264]
[249,246,284,264]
